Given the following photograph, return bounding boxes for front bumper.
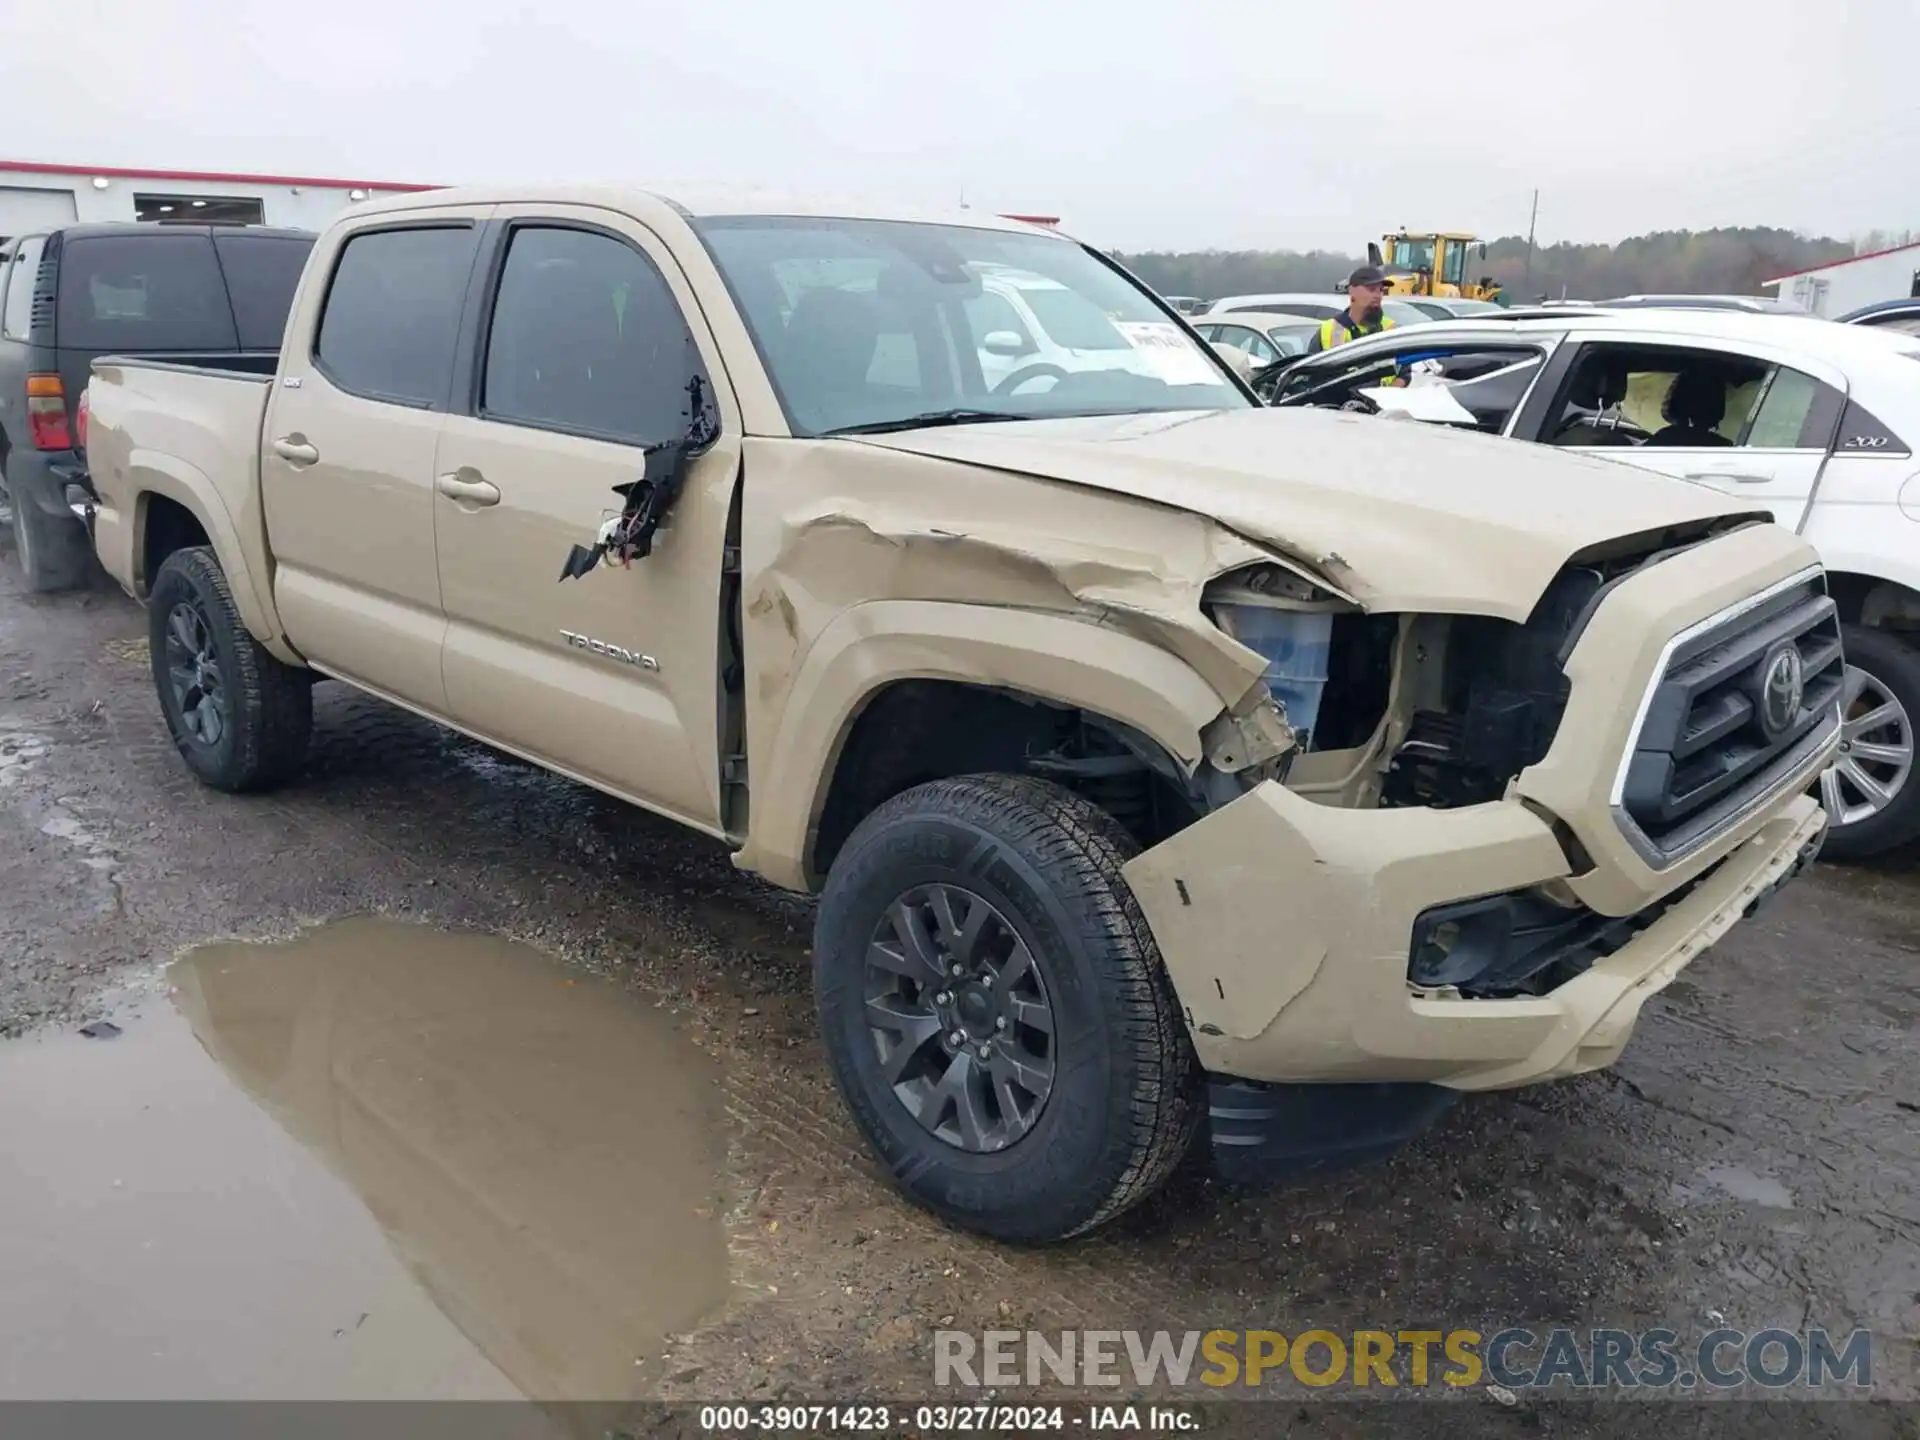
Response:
[1195,815,1822,1182]
[1123,783,1829,1095]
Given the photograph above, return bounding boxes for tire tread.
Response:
[825,772,1202,1241]
[150,545,311,792]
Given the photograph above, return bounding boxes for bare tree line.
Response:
[1117,225,1911,304]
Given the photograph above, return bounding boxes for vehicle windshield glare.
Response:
[692,215,1246,436]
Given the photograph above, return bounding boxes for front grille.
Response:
[1614,568,1841,865]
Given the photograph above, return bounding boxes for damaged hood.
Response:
[849,407,1760,619]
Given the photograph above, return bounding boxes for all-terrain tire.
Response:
[814,773,1202,1243]
[11,491,94,593]
[1818,624,1920,861]
[149,545,313,792]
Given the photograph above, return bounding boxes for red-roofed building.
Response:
[0,159,433,240]
[1762,239,1920,317]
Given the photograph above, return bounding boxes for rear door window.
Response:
[213,233,315,350]
[56,234,238,351]
[1745,365,1826,447]
[314,224,476,408]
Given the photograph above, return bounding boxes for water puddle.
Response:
[1673,1164,1796,1210]
[0,916,731,1404]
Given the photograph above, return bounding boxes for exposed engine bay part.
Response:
[1203,562,1356,757]
[1375,535,1733,812]
[559,375,722,581]
[1379,566,1597,808]
[1199,701,1294,777]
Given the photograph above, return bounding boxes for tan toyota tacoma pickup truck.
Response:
[81,186,1839,1243]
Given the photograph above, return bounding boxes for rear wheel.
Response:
[1817,624,1920,860]
[814,773,1201,1243]
[10,491,93,593]
[149,545,313,792]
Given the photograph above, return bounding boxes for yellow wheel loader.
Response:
[1368,231,1505,304]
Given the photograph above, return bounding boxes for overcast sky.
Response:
[7,0,1916,252]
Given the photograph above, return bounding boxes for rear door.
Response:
[430,205,741,831]
[1525,334,1848,531]
[261,207,490,708]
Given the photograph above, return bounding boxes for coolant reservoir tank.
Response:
[1215,601,1335,747]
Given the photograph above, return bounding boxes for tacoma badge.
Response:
[561,630,660,671]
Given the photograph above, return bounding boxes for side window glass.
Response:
[1548,347,1772,448]
[1746,365,1823,448]
[3,236,46,340]
[1424,351,1546,433]
[483,226,701,444]
[316,225,474,407]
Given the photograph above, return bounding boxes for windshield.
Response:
[692,215,1244,436]
[1388,237,1436,272]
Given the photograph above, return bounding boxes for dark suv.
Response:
[0,222,314,591]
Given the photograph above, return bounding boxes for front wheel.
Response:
[813,774,1201,1243]
[148,545,313,792]
[1816,624,1920,860]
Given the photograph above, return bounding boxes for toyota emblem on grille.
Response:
[1758,642,1805,739]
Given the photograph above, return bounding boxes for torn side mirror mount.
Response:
[558,374,722,582]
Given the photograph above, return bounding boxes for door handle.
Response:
[271,437,319,465]
[1685,470,1772,485]
[435,472,501,507]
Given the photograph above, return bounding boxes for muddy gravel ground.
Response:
[2,537,1917,1438]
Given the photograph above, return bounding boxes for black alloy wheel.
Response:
[863,882,1056,1152]
[163,598,229,750]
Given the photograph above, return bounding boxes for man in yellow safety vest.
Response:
[1306,265,1398,353]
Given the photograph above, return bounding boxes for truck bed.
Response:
[83,355,276,608]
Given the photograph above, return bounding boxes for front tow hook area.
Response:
[1206,1077,1459,1183]
[1744,831,1824,922]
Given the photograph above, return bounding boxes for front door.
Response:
[1533,337,1847,532]
[261,210,490,708]
[431,207,741,833]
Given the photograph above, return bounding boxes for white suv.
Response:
[1262,307,1920,859]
